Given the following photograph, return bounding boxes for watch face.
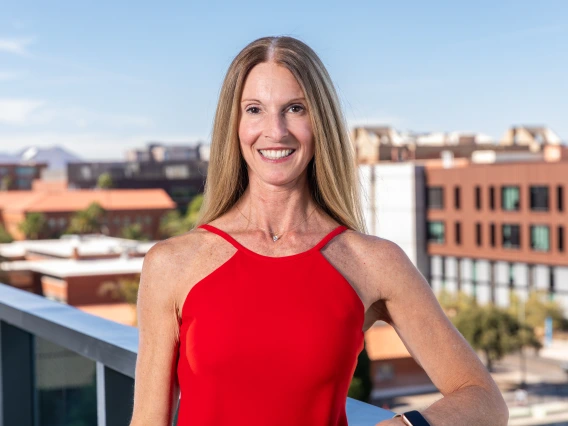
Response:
[404,411,430,426]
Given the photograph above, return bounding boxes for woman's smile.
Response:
[257,148,296,162]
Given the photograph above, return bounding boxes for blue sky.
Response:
[1,0,567,159]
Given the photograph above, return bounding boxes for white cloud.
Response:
[0,99,46,124]
[0,70,25,81]
[0,100,153,129]
[0,37,34,56]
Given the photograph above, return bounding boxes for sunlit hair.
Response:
[196,36,366,232]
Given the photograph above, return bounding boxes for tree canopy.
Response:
[18,212,48,240]
[96,172,113,189]
[66,202,106,235]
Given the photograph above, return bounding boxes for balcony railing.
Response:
[0,283,393,426]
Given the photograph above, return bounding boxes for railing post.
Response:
[0,321,35,426]
[97,362,134,426]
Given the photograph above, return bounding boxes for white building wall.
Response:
[359,164,429,279]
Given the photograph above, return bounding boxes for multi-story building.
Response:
[0,163,48,190]
[67,160,207,211]
[425,160,568,314]
[124,142,207,162]
[356,124,568,312]
[351,125,564,165]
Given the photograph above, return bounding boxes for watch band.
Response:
[393,410,430,426]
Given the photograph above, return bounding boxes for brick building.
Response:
[0,188,176,240]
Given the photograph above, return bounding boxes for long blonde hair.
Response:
[196,36,366,232]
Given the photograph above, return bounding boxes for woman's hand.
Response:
[375,418,404,426]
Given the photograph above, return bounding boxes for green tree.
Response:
[453,304,541,372]
[96,172,113,189]
[0,224,13,243]
[185,194,204,226]
[437,289,476,319]
[120,223,149,241]
[159,210,190,238]
[348,343,372,402]
[0,175,12,191]
[66,202,106,234]
[509,291,565,335]
[18,212,48,240]
[159,194,204,238]
[98,275,140,325]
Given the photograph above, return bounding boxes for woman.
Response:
[129,36,508,426]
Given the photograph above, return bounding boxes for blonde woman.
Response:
[129,36,508,426]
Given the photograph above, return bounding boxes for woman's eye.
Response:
[288,105,304,113]
[246,106,260,114]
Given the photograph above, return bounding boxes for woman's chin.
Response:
[250,171,307,189]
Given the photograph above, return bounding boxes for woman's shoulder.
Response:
[143,226,225,273]
[337,228,404,260]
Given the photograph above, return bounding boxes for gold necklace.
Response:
[236,202,317,242]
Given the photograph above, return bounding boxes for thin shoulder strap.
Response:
[313,225,349,251]
[198,224,244,250]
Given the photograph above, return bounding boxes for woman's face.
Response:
[238,61,314,188]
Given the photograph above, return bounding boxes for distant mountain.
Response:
[0,153,18,163]
[0,145,83,170]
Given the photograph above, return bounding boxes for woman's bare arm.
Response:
[130,241,182,425]
[363,238,509,426]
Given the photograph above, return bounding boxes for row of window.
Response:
[0,166,37,176]
[427,185,564,212]
[47,215,153,229]
[427,221,565,253]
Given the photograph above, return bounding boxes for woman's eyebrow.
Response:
[240,97,306,104]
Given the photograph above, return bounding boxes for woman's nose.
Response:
[263,113,289,141]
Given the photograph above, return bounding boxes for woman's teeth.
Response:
[258,149,294,160]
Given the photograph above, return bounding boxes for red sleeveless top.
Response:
[177,224,365,426]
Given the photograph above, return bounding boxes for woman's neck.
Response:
[236,176,317,236]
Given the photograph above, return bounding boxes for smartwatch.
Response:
[393,410,430,426]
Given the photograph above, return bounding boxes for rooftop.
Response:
[0,234,156,259]
[1,257,144,278]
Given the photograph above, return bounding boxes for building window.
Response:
[48,218,56,228]
[489,186,495,210]
[472,259,477,289]
[475,222,482,246]
[427,221,445,243]
[530,225,550,251]
[144,215,152,225]
[558,185,564,212]
[455,222,461,245]
[490,223,496,247]
[375,363,394,381]
[475,186,481,210]
[427,187,444,209]
[113,216,120,225]
[508,263,515,288]
[559,226,565,252]
[530,186,549,211]
[58,217,66,228]
[454,186,461,210]
[15,166,35,176]
[501,186,520,211]
[502,224,521,249]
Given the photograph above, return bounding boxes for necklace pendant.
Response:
[272,235,279,242]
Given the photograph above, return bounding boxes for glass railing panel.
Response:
[35,336,97,426]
